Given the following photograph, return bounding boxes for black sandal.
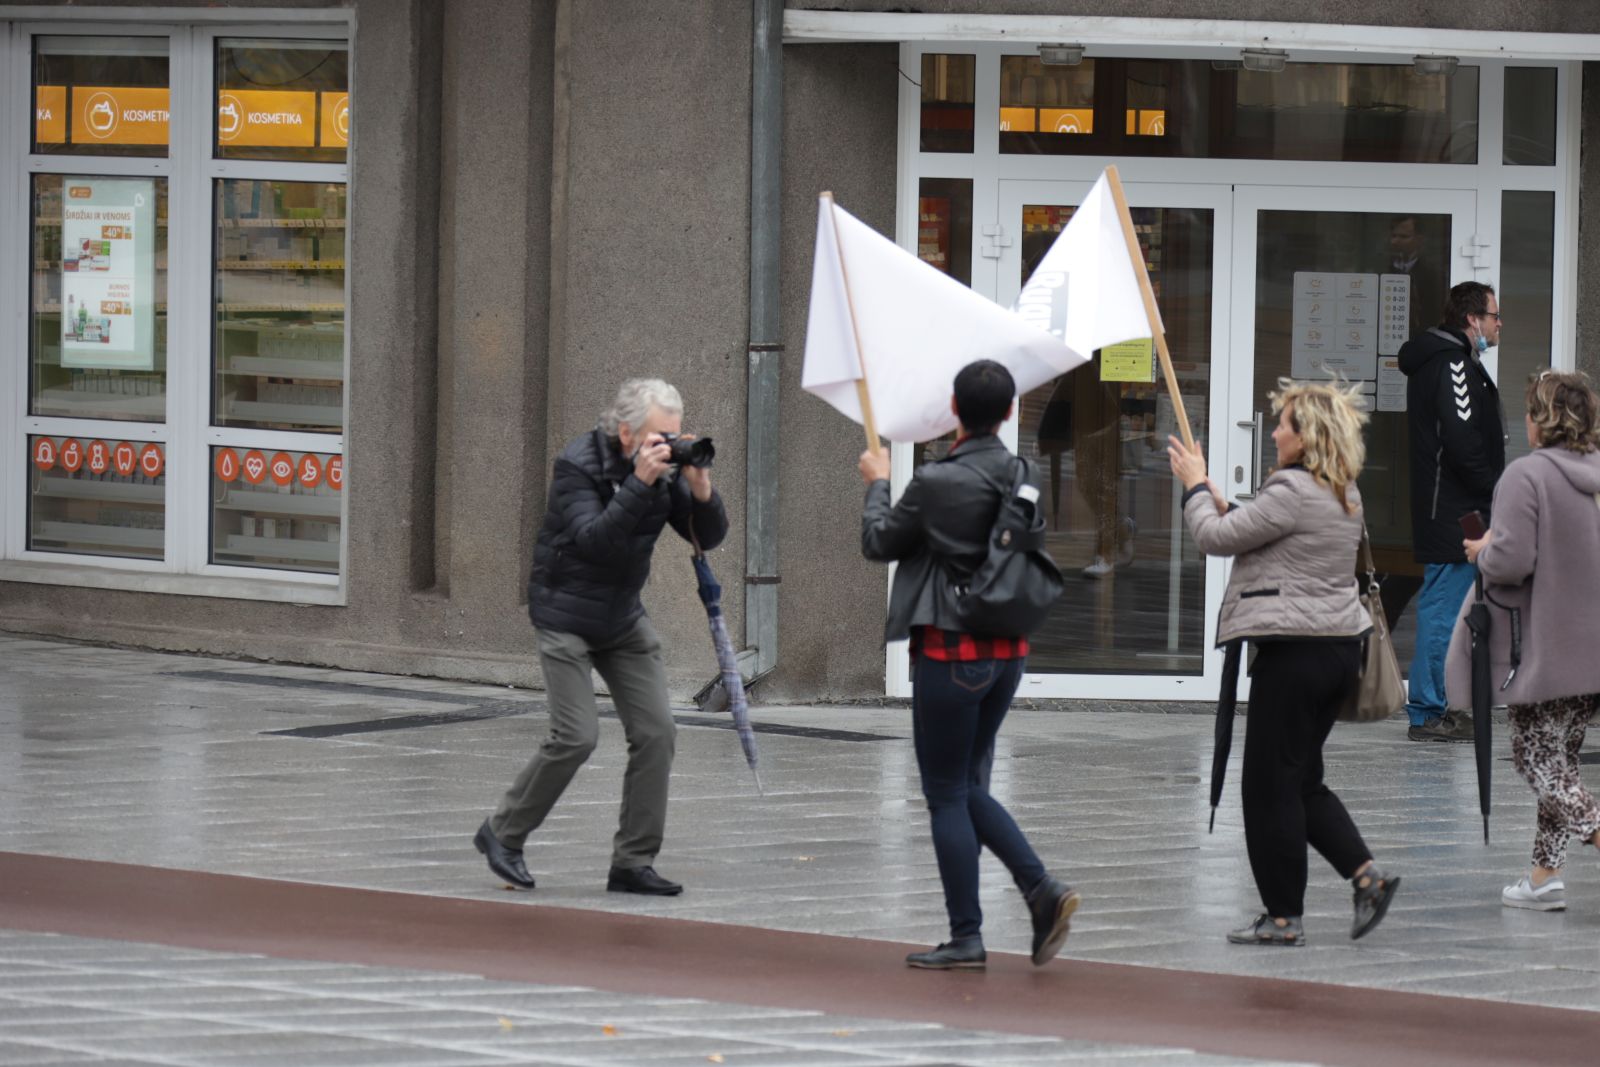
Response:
[1352,865,1400,940]
[1227,914,1306,946]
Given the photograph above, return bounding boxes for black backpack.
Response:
[952,457,1064,637]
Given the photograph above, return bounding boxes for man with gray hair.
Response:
[474,378,727,895]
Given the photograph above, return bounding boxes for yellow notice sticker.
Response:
[217,89,317,147]
[72,86,171,145]
[36,85,66,143]
[1101,338,1154,383]
[321,92,350,147]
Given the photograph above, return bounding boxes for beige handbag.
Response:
[1340,526,1407,723]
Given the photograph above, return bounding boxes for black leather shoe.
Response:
[474,819,535,889]
[1026,876,1081,966]
[905,938,986,971]
[606,865,683,895]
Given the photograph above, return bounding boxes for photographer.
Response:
[474,378,726,896]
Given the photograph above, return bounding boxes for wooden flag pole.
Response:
[820,191,883,457]
[1103,166,1196,452]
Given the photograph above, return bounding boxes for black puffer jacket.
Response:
[528,427,728,642]
[861,434,1024,642]
[1399,326,1506,563]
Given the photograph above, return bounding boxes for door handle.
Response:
[1235,411,1264,500]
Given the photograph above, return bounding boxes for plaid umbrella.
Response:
[691,552,762,794]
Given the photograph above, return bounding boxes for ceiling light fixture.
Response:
[1413,54,1460,76]
[1037,43,1085,67]
[1239,47,1289,73]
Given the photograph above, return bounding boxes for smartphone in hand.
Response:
[1459,510,1487,540]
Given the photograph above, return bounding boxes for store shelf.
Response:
[218,261,345,271]
[219,304,344,314]
[33,521,163,551]
[31,393,166,419]
[220,400,342,426]
[33,479,164,505]
[222,357,344,381]
[217,534,339,563]
[220,218,346,229]
[214,489,340,518]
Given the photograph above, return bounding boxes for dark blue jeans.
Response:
[911,655,1047,941]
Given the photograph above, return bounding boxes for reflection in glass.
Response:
[920,54,975,153]
[1504,67,1557,166]
[1001,58,1478,163]
[910,179,974,467]
[216,39,349,163]
[214,179,346,433]
[31,175,168,421]
[1014,206,1213,675]
[1500,191,1555,464]
[211,447,342,574]
[1252,209,1455,667]
[28,435,165,560]
[33,36,169,158]
[999,56,1095,154]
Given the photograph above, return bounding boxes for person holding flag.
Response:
[858,359,1081,972]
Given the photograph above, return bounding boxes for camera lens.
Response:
[667,436,715,468]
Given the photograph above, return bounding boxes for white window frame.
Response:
[886,37,1581,700]
[0,11,353,605]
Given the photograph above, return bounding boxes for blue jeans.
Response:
[911,655,1047,941]
[1405,562,1477,726]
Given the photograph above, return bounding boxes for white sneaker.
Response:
[1502,875,1566,911]
[1081,556,1113,579]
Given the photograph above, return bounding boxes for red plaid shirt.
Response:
[911,626,1029,663]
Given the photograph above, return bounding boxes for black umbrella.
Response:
[1463,575,1493,844]
[1208,640,1244,833]
[691,551,762,794]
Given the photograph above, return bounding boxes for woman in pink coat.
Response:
[1451,370,1600,911]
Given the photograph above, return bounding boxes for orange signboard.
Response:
[998,106,1036,133]
[321,92,350,147]
[1039,108,1094,135]
[36,86,66,144]
[72,87,170,146]
[218,90,317,148]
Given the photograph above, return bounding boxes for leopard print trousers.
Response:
[1508,693,1600,871]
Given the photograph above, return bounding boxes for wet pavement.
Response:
[2,634,1598,1064]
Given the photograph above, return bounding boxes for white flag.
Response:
[801,171,1153,444]
[1013,171,1158,354]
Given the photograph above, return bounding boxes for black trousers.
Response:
[1242,640,1372,918]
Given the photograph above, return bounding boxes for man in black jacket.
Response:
[474,378,727,895]
[859,359,1078,973]
[1398,282,1506,743]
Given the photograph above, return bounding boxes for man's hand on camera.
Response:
[633,435,673,486]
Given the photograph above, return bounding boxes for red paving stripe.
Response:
[0,850,1590,1066]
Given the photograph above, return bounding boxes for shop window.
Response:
[30,175,168,422]
[32,36,169,158]
[214,179,346,432]
[1500,191,1556,463]
[999,56,1095,153]
[920,54,975,153]
[998,57,1478,163]
[211,447,342,574]
[1504,67,1557,165]
[28,435,165,560]
[10,26,349,591]
[216,39,349,164]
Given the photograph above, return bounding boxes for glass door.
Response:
[1227,187,1478,679]
[993,180,1232,701]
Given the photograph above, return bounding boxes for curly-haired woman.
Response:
[1169,381,1400,946]
[1448,370,1600,911]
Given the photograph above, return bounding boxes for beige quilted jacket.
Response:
[1183,467,1370,646]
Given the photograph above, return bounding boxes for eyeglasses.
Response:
[1485,312,1503,323]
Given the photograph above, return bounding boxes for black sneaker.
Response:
[905,938,986,971]
[1407,717,1463,743]
[1026,877,1081,966]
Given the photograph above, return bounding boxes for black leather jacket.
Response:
[528,427,728,643]
[861,434,1025,642]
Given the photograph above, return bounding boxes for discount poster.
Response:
[60,177,156,370]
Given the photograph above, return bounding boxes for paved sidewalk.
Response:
[2,634,1598,1064]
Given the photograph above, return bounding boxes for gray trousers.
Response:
[491,616,676,869]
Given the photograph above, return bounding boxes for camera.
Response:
[661,433,715,469]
